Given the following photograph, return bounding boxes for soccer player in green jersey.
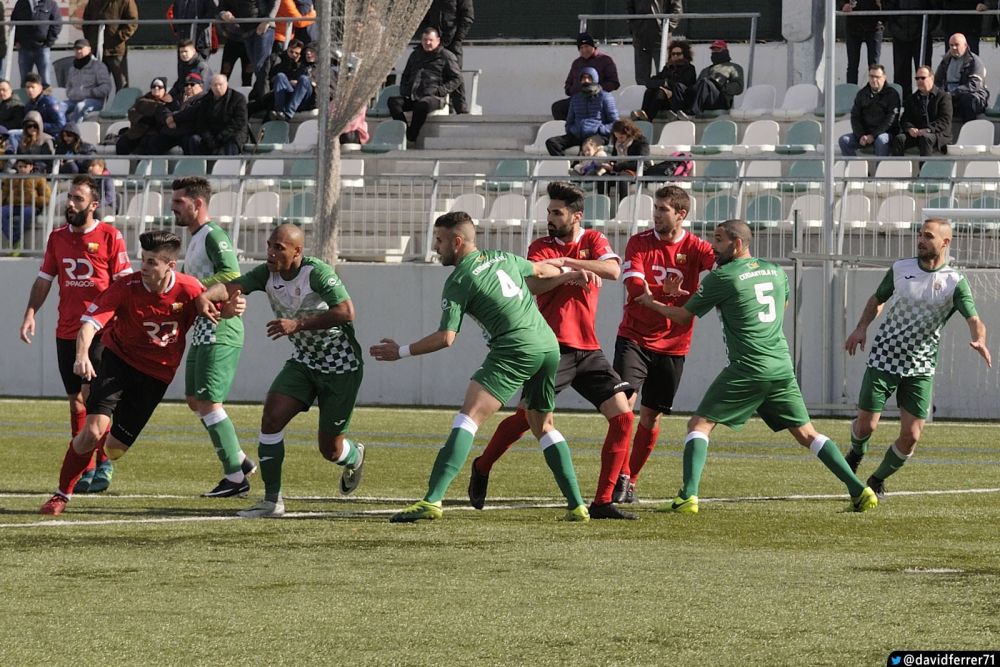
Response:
[197,224,365,518]
[370,211,600,523]
[844,218,991,497]
[636,219,879,513]
[172,177,257,498]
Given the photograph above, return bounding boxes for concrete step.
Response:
[425,122,538,143]
[421,136,530,151]
[341,195,431,214]
[338,233,413,263]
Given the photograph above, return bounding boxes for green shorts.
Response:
[472,342,559,413]
[857,367,933,419]
[185,343,242,402]
[696,367,811,432]
[269,360,363,435]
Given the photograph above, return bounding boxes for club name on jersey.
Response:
[738,267,779,281]
[472,255,506,276]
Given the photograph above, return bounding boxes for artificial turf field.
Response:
[1,398,998,666]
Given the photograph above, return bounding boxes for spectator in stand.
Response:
[0,127,13,172]
[54,123,97,174]
[677,39,744,119]
[546,67,618,156]
[883,0,934,97]
[155,73,206,153]
[552,33,620,121]
[940,0,990,55]
[839,64,900,156]
[169,0,218,60]
[218,0,278,100]
[270,41,316,119]
[630,39,696,121]
[388,27,461,144]
[63,39,114,124]
[419,0,475,114]
[168,73,249,155]
[0,4,5,78]
[115,78,170,155]
[891,65,952,156]
[842,0,883,85]
[11,0,61,89]
[217,0,254,87]
[0,80,26,130]
[88,157,117,215]
[167,39,213,101]
[1,159,51,250]
[598,118,651,201]
[934,33,989,124]
[627,0,683,86]
[274,0,316,53]
[247,38,300,117]
[83,0,139,91]
[340,106,369,146]
[23,74,64,136]
[16,111,55,172]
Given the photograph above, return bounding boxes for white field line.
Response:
[1,487,999,529]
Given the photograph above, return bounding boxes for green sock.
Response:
[204,414,243,475]
[258,437,285,501]
[541,437,584,509]
[815,438,865,496]
[336,439,359,467]
[872,444,910,481]
[425,427,475,503]
[680,433,709,499]
[850,424,871,457]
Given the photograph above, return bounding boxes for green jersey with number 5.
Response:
[683,257,793,380]
[439,250,556,351]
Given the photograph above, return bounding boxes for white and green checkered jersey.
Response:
[868,258,977,377]
[684,257,793,380]
[238,257,361,374]
[439,250,555,350]
[183,221,244,347]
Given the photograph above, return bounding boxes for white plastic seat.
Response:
[615,85,647,115]
[528,195,550,223]
[732,119,779,155]
[533,159,571,181]
[835,193,873,229]
[289,119,319,151]
[951,119,994,155]
[341,158,364,188]
[108,191,161,226]
[524,120,565,154]
[785,194,826,228]
[741,160,782,195]
[612,193,654,227]
[876,194,917,230]
[651,120,695,156]
[730,84,777,121]
[444,193,487,219]
[863,161,912,196]
[210,159,245,178]
[208,191,241,224]
[242,191,280,226]
[828,119,853,151]
[834,159,868,191]
[957,160,1000,196]
[773,83,820,120]
[77,120,102,146]
[484,193,527,224]
[245,158,285,191]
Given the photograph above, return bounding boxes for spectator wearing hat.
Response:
[627,0,683,86]
[2,158,51,251]
[0,80,26,131]
[546,66,618,156]
[23,73,64,136]
[631,38,696,121]
[63,39,115,124]
[115,78,169,155]
[16,111,55,172]
[11,0,62,88]
[552,32,621,120]
[83,0,139,91]
[154,73,206,152]
[54,122,97,174]
[167,39,213,102]
[167,73,249,156]
[677,39,744,118]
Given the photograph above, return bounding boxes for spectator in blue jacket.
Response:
[23,73,64,136]
[11,0,62,88]
[546,67,619,156]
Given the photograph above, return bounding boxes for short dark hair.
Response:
[868,64,886,75]
[177,38,195,49]
[139,230,182,257]
[717,219,752,246]
[546,181,585,214]
[422,26,441,39]
[654,185,691,215]
[71,174,101,202]
[23,73,41,86]
[287,39,304,51]
[172,175,212,203]
[435,211,476,241]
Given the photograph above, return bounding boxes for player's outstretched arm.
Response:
[370,330,457,361]
[845,295,883,355]
[967,316,992,368]
[73,321,99,380]
[196,282,244,323]
[20,277,53,344]
[634,293,695,326]
[541,255,621,280]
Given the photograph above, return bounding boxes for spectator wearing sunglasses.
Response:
[890,65,952,157]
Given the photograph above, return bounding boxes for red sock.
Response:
[594,412,635,504]
[476,408,530,474]
[627,422,660,483]
[70,406,86,437]
[58,441,97,496]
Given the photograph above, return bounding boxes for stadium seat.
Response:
[967,196,1000,231]
[528,195,550,224]
[863,160,911,196]
[652,120,695,156]
[77,120,101,146]
[210,159,246,187]
[785,194,825,228]
[773,83,820,120]
[252,119,290,152]
[745,194,784,229]
[241,191,280,227]
[245,158,285,191]
[834,159,868,191]
[730,84,777,121]
[171,158,207,177]
[835,194,872,228]
[12,87,29,105]
[876,194,917,230]
[208,191,241,224]
[951,119,994,155]
[280,191,316,224]
[533,159,571,183]
[281,159,317,188]
[612,193,654,228]
[126,158,169,187]
[289,118,320,152]
[485,159,530,192]
[741,160,782,195]
[907,160,956,195]
[986,93,1000,119]
[813,83,858,117]
[484,193,527,228]
[778,160,823,194]
[109,191,161,227]
[691,159,738,194]
[341,158,365,188]
[698,195,737,228]
[361,119,406,153]
[615,85,646,116]
[776,119,821,154]
[104,120,129,141]
[634,119,654,144]
[524,120,566,154]
[692,120,736,155]
[368,84,400,118]
[446,193,487,219]
[732,119,779,155]
[582,193,613,227]
[957,160,1000,196]
[99,87,142,120]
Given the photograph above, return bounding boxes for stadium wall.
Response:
[2,259,995,419]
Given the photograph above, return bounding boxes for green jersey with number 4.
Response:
[684,257,793,380]
[439,250,556,351]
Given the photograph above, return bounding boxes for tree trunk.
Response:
[317,138,342,261]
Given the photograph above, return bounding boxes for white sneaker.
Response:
[237,498,286,518]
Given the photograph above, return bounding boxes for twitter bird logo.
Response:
[890,656,902,666]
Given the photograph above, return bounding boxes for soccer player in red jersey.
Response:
[612,185,715,503]
[20,174,132,494]
[468,181,639,519]
[39,230,245,516]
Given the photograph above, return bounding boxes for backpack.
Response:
[646,151,693,178]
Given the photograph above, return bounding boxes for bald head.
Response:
[211,73,229,97]
[272,222,305,247]
[948,33,968,58]
[923,218,952,240]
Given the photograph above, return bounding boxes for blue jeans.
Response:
[63,98,106,124]
[245,27,275,96]
[1,205,34,245]
[272,73,313,117]
[18,46,54,89]
[838,132,890,157]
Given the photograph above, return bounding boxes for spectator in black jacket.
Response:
[627,0,683,86]
[271,42,316,120]
[54,123,97,174]
[934,33,989,123]
[883,0,933,96]
[11,0,62,88]
[598,118,651,202]
[938,0,990,55]
[839,64,900,156]
[0,80,26,130]
[116,78,170,155]
[419,0,474,114]
[388,27,461,144]
[630,39,696,121]
[891,65,953,156]
[170,0,218,60]
[167,39,213,101]
[168,73,249,155]
[842,0,883,85]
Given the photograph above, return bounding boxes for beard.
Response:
[715,248,735,265]
[65,207,90,227]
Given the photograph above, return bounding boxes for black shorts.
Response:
[56,334,104,395]
[613,336,685,414]
[86,348,169,447]
[522,345,632,410]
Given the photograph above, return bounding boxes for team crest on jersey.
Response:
[676,253,687,264]
[748,260,759,269]
[441,298,450,310]
[579,249,590,259]
[934,281,942,291]
[171,302,183,312]
[86,242,99,253]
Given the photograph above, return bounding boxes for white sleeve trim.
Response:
[37,271,55,282]
[80,316,103,331]
[622,271,646,282]
[597,252,621,262]
[113,268,134,278]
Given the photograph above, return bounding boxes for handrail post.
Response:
[748,15,757,87]
[423,160,442,262]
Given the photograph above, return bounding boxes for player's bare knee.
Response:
[318,434,344,462]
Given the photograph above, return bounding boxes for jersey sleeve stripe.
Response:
[113,268,134,279]
[37,271,55,281]
[622,270,646,282]
[80,315,103,330]
[597,252,621,262]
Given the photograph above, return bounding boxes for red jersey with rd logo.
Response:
[38,222,132,339]
[618,228,714,355]
[81,271,204,384]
